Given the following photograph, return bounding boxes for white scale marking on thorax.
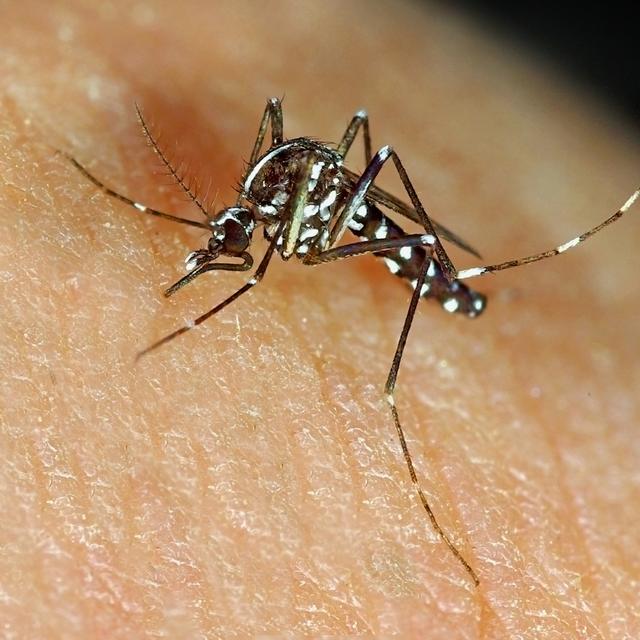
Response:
[299,227,320,242]
[304,204,319,219]
[307,161,325,192]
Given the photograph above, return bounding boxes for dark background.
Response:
[444,1,639,126]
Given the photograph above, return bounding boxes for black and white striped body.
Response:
[347,202,486,317]
[243,138,486,318]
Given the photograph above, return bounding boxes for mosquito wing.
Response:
[342,167,482,259]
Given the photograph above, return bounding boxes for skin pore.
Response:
[1,1,639,638]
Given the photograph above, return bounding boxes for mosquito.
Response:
[66,98,639,587]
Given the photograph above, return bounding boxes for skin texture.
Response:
[1,1,639,638]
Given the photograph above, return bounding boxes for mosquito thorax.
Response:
[242,138,344,257]
[207,206,256,254]
[243,139,343,213]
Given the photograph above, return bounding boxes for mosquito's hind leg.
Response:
[64,154,209,230]
[337,109,372,164]
[455,188,640,280]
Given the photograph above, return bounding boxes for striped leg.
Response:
[456,188,640,280]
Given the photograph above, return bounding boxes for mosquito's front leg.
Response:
[163,251,254,298]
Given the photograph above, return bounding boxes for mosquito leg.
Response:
[303,234,435,265]
[386,255,480,586]
[328,147,391,248]
[337,110,372,164]
[282,152,319,259]
[136,219,286,360]
[389,151,458,282]
[263,97,284,148]
[64,154,209,230]
[456,187,640,280]
[304,230,479,584]
[385,150,479,584]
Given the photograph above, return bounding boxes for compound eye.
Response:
[222,218,249,253]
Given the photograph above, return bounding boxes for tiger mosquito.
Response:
[67,98,639,586]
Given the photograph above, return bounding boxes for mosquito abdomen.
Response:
[349,203,486,318]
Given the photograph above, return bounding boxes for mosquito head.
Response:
[164,206,256,298]
[206,206,256,257]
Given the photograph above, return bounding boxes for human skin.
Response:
[1,1,639,638]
